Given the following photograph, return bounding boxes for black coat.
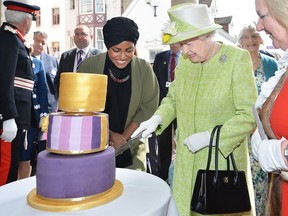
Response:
[0,22,34,129]
[153,50,170,103]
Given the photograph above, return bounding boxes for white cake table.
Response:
[0,168,179,216]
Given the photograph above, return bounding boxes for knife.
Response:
[114,132,147,156]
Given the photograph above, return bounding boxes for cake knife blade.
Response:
[114,132,146,157]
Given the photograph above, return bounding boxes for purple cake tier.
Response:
[36,147,115,199]
[46,112,109,154]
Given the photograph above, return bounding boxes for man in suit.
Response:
[32,31,59,113]
[0,0,40,185]
[54,25,102,95]
[152,43,181,181]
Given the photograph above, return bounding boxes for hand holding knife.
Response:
[114,132,151,156]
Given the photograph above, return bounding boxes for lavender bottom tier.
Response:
[36,147,115,199]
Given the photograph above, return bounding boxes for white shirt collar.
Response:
[77,46,90,55]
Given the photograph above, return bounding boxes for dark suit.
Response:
[0,22,34,185]
[40,53,59,112]
[152,50,179,181]
[54,47,101,95]
[153,51,170,102]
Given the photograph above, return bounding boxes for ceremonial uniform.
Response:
[0,22,34,185]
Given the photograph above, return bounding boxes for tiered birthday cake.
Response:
[27,73,123,212]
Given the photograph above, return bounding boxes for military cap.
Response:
[3,1,40,21]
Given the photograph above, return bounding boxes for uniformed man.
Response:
[0,0,40,185]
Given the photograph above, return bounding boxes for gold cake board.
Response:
[27,179,123,212]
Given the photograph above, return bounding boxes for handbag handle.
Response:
[206,125,239,185]
[206,125,221,171]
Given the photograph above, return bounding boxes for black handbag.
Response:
[191,125,251,214]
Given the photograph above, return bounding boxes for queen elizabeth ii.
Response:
[132,3,258,216]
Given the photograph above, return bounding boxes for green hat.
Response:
[163,3,222,44]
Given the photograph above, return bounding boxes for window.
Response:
[80,0,93,14]
[70,37,74,48]
[70,0,75,9]
[96,28,105,51]
[149,50,162,64]
[52,41,60,59]
[52,8,60,25]
[95,0,105,13]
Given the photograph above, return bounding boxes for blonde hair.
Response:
[265,0,288,29]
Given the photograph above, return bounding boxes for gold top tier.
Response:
[59,73,107,112]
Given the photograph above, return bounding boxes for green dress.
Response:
[155,44,258,216]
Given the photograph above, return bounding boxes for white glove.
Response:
[280,171,288,181]
[1,119,17,142]
[251,129,262,161]
[184,131,210,153]
[257,138,288,172]
[131,115,163,139]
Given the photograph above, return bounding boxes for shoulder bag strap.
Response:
[259,69,288,139]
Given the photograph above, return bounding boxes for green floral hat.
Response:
[163,3,222,44]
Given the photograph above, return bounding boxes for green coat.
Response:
[155,44,258,216]
[79,53,159,170]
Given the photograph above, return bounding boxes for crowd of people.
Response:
[1,0,288,216]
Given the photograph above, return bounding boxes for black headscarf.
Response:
[103,17,139,49]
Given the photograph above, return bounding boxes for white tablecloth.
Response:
[0,168,179,216]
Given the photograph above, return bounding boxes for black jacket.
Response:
[153,50,170,103]
[0,22,34,129]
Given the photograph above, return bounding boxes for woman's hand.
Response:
[184,131,210,153]
[109,131,126,149]
[131,115,162,139]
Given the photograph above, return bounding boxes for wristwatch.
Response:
[284,144,288,161]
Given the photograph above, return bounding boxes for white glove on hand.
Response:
[184,131,210,153]
[1,119,17,142]
[280,171,288,181]
[257,138,288,172]
[131,115,163,139]
[251,129,262,161]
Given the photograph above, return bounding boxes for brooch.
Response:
[219,54,228,64]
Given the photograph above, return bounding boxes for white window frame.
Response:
[95,28,105,51]
[80,0,93,14]
[95,0,105,13]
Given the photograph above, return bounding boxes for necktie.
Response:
[170,53,176,81]
[76,50,83,71]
